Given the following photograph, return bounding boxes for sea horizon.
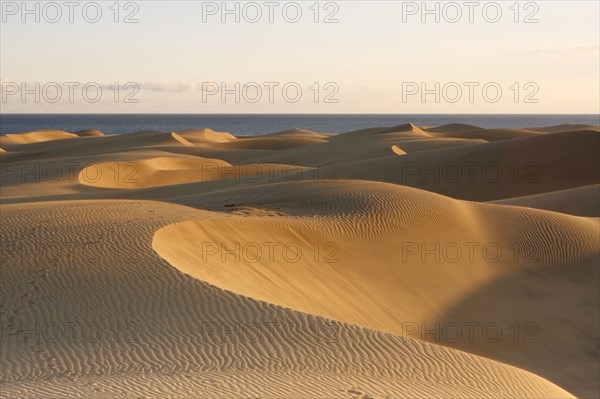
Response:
[2,113,599,135]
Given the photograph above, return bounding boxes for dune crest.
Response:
[78,156,232,189]
[493,184,600,216]
[170,131,196,146]
[1,199,575,398]
[74,129,105,137]
[391,144,407,155]
[176,128,237,143]
[530,124,600,133]
[426,123,483,132]
[2,122,599,398]
[152,180,599,397]
[0,130,78,146]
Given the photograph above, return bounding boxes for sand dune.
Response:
[153,179,599,397]
[529,124,600,133]
[493,184,600,216]
[78,156,232,189]
[251,128,333,139]
[170,132,197,146]
[425,123,484,132]
[0,200,574,398]
[223,136,328,150]
[429,128,543,141]
[332,122,433,139]
[338,130,599,201]
[1,123,598,398]
[74,129,104,137]
[176,128,237,143]
[390,144,407,155]
[0,130,78,147]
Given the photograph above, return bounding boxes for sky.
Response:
[1,0,599,113]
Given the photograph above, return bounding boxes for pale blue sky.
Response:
[1,0,598,113]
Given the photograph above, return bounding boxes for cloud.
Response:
[139,81,200,92]
[571,45,600,53]
[521,45,599,57]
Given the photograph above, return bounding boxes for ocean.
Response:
[1,114,598,135]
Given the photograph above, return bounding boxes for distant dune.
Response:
[493,184,600,216]
[74,129,105,137]
[528,124,600,133]
[0,130,78,145]
[1,122,598,398]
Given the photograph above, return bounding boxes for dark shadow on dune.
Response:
[436,263,599,398]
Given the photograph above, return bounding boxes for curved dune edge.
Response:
[0,125,600,399]
[176,128,237,143]
[77,156,317,190]
[1,199,574,399]
[2,123,599,398]
[152,180,598,396]
[78,156,232,189]
[170,131,196,146]
[390,144,407,155]
[152,180,599,332]
[4,124,598,202]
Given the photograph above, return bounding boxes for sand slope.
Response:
[152,179,599,397]
[78,156,232,189]
[428,128,543,141]
[0,200,573,398]
[0,130,78,146]
[529,124,600,133]
[338,130,599,201]
[493,184,600,216]
[1,123,599,398]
